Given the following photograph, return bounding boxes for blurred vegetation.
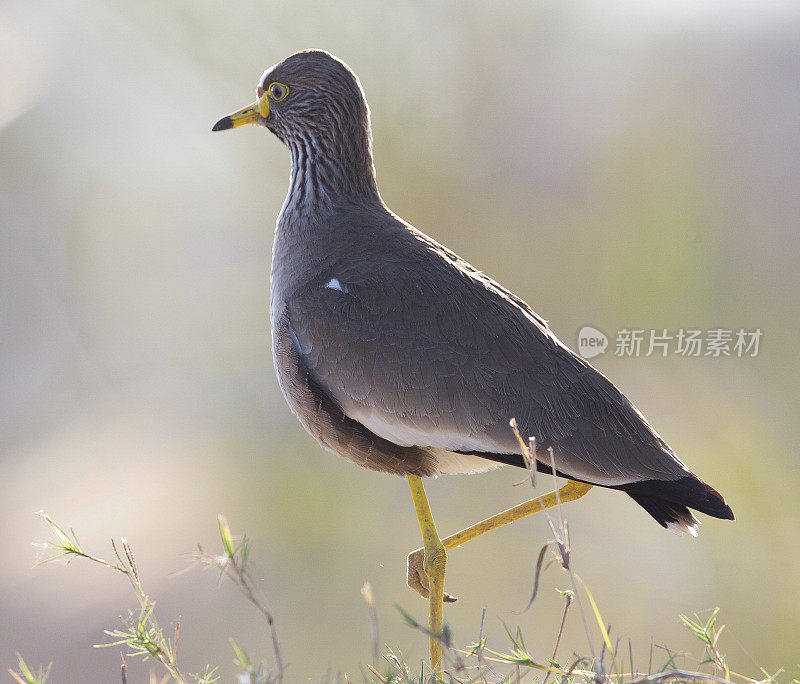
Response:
[13,513,797,684]
[2,0,799,681]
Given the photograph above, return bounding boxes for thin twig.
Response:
[194,515,284,681]
[542,590,574,684]
[474,606,501,682]
[508,424,597,664]
[361,582,380,664]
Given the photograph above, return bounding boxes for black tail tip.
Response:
[719,504,735,520]
[695,478,735,520]
[623,475,735,529]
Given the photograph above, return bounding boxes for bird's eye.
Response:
[268,82,289,102]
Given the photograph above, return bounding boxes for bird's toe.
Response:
[406,547,458,602]
[407,547,429,599]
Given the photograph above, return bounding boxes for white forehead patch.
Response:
[324,278,347,293]
[260,63,278,88]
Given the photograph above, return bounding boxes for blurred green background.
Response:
[2,0,799,680]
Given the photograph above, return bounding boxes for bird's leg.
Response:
[442,479,593,549]
[407,480,593,600]
[406,474,447,674]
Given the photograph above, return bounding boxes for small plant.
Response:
[8,653,51,684]
[28,511,282,683]
[193,515,284,682]
[679,610,727,678]
[33,511,189,681]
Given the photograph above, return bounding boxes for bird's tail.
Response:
[622,475,734,536]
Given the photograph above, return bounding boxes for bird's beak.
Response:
[212,93,271,131]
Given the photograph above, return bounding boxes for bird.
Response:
[213,49,734,670]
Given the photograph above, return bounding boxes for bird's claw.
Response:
[407,547,458,603]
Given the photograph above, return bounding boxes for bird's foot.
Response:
[407,547,458,602]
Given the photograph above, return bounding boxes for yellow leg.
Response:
[407,474,447,674]
[407,480,593,600]
[443,479,592,550]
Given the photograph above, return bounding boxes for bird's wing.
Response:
[285,223,690,485]
[272,308,439,476]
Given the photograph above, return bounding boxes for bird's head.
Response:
[212,50,371,149]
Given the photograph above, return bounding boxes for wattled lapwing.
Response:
[213,50,734,670]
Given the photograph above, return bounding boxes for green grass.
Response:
[11,511,797,684]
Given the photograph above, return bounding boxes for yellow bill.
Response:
[212,93,270,131]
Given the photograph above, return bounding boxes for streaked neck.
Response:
[284,130,380,213]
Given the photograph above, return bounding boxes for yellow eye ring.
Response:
[268,82,289,102]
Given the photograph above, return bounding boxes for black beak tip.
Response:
[212,116,233,132]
